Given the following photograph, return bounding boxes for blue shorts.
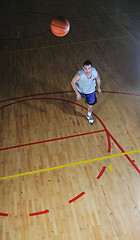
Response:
[80,91,97,105]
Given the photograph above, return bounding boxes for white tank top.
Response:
[76,68,98,94]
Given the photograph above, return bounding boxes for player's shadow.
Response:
[20,89,109,121]
[53,92,87,119]
[19,89,86,120]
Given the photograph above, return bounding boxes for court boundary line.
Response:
[0,130,105,151]
[0,97,111,153]
[98,3,140,47]
[0,35,129,55]
[0,149,139,180]
[0,95,140,179]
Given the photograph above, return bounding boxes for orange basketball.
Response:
[51,16,70,37]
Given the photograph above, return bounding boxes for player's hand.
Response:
[76,92,81,101]
[98,88,102,94]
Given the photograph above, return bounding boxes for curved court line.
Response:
[69,192,85,203]
[97,166,106,179]
[29,209,49,216]
[0,212,8,216]
[0,97,110,153]
[102,90,140,96]
[0,149,139,180]
[0,91,73,103]
[0,96,139,177]
[0,90,140,104]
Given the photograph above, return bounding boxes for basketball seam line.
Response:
[51,23,69,30]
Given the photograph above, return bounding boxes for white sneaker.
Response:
[86,114,94,124]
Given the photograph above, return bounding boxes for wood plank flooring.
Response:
[0,0,140,239]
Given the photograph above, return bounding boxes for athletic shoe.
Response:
[86,114,94,124]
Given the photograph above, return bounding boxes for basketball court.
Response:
[0,0,140,239]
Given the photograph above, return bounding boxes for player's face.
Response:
[83,65,92,76]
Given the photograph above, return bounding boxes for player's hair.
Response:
[83,60,92,67]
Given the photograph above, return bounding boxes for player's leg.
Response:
[80,92,96,124]
[86,92,97,124]
[86,104,94,124]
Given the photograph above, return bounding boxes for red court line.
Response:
[108,132,140,174]
[0,212,8,216]
[102,91,140,97]
[0,130,105,151]
[69,192,85,203]
[0,97,112,154]
[97,166,106,179]
[0,90,139,103]
[29,209,49,216]
[93,113,111,153]
[0,91,73,103]
[0,96,139,174]
[92,112,140,174]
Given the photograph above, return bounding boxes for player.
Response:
[71,60,101,124]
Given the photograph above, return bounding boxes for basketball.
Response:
[51,16,70,37]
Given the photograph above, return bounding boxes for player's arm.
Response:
[96,73,102,93]
[71,73,81,100]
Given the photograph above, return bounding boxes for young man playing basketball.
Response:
[71,60,101,124]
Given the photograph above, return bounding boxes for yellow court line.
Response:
[109,15,140,46]
[0,35,129,55]
[108,165,113,172]
[0,149,140,180]
[100,5,140,47]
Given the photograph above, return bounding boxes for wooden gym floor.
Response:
[0,0,140,239]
